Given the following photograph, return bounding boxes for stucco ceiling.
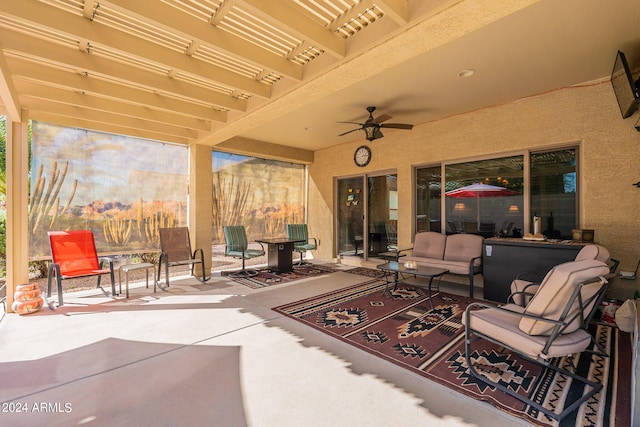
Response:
[0,0,639,158]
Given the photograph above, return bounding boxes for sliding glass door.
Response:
[337,177,365,256]
[336,173,397,259]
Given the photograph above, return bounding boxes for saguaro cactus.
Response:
[212,175,253,241]
[28,161,77,236]
[103,211,133,246]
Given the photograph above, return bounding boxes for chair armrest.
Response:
[250,241,265,251]
[468,255,482,271]
[397,247,413,255]
[309,237,318,246]
[507,284,539,306]
[609,258,620,273]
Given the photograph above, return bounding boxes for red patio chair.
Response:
[47,230,116,306]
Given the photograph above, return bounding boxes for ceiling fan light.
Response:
[364,126,377,141]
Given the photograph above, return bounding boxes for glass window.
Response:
[530,148,577,239]
[368,174,397,256]
[415,166,441,233]
[445,156,524,237]
[211,151,306,243]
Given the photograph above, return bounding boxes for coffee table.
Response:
[376,261,449,309]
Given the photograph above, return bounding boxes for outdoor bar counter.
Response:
[482,237,585,302]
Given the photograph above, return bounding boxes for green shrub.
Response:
[0,209,5,257]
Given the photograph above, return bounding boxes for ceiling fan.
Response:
[338,106,414,141]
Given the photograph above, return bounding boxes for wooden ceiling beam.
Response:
[15,80,211,132]
[29,111,190,145]
[376,0,409,25]
[241,0,345,59]
[7,57,219,125]
[23,95,199,139]
[103,0,302,81]
[0,29,246,112]
[1,0,271,98]
[0,42,20,121]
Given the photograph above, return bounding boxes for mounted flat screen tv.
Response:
[611,50,639,119]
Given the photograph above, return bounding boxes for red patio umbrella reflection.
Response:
[445,183,520,228]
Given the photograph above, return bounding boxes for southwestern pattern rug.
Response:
[228,264,337,289]
[273,279,633,427]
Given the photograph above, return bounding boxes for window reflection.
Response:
[444,156,524,238]
[530,149,577,239]
[415,166,441,233]
[415,148,579,240]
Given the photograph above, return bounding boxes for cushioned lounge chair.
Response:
[464,259,612,421]
[47,230,116,306]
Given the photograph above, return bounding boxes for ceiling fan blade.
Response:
[373,114,392,124]
[338,128,361,136]
[380,123,413,130]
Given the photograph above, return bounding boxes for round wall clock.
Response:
[354,145,371,167]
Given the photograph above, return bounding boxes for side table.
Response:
[118,262,156,298]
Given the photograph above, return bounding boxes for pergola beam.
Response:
[103,0,302,81]
[0,30,246,113]
[376,0,409,25]
[29,111,190,145]
[0,42,21,121]
[241,0,346,59]
[15,80,210,133]
[23,96,200,140]
[1,0,271,98]
[8,58,219,126]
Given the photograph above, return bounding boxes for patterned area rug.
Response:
[273,280,633,426]
[227,264,337,289]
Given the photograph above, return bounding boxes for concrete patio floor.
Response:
[0,260,632,426]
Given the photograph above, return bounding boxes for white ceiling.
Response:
[1,0,639,155]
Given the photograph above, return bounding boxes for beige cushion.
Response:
[575,244,610,263]
[443,234,483,266]
[509,244,611,306]
[408,257,478,275]
[465,304,593,359]
[412,232,446,260]
[519,259,609,336]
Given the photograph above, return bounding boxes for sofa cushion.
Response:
[443,234,483,266]
[412,232,446,260]
[408,257,475,275]
[519,259,609,336]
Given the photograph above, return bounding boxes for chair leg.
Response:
[229,255,258,278]
[464,328,603,422]
[194,249,209,282]
[47,264,64,306]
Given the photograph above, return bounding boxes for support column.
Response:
[188,143,213,274]
[6,111,29,312]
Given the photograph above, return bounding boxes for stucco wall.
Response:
[308,81,640,299]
